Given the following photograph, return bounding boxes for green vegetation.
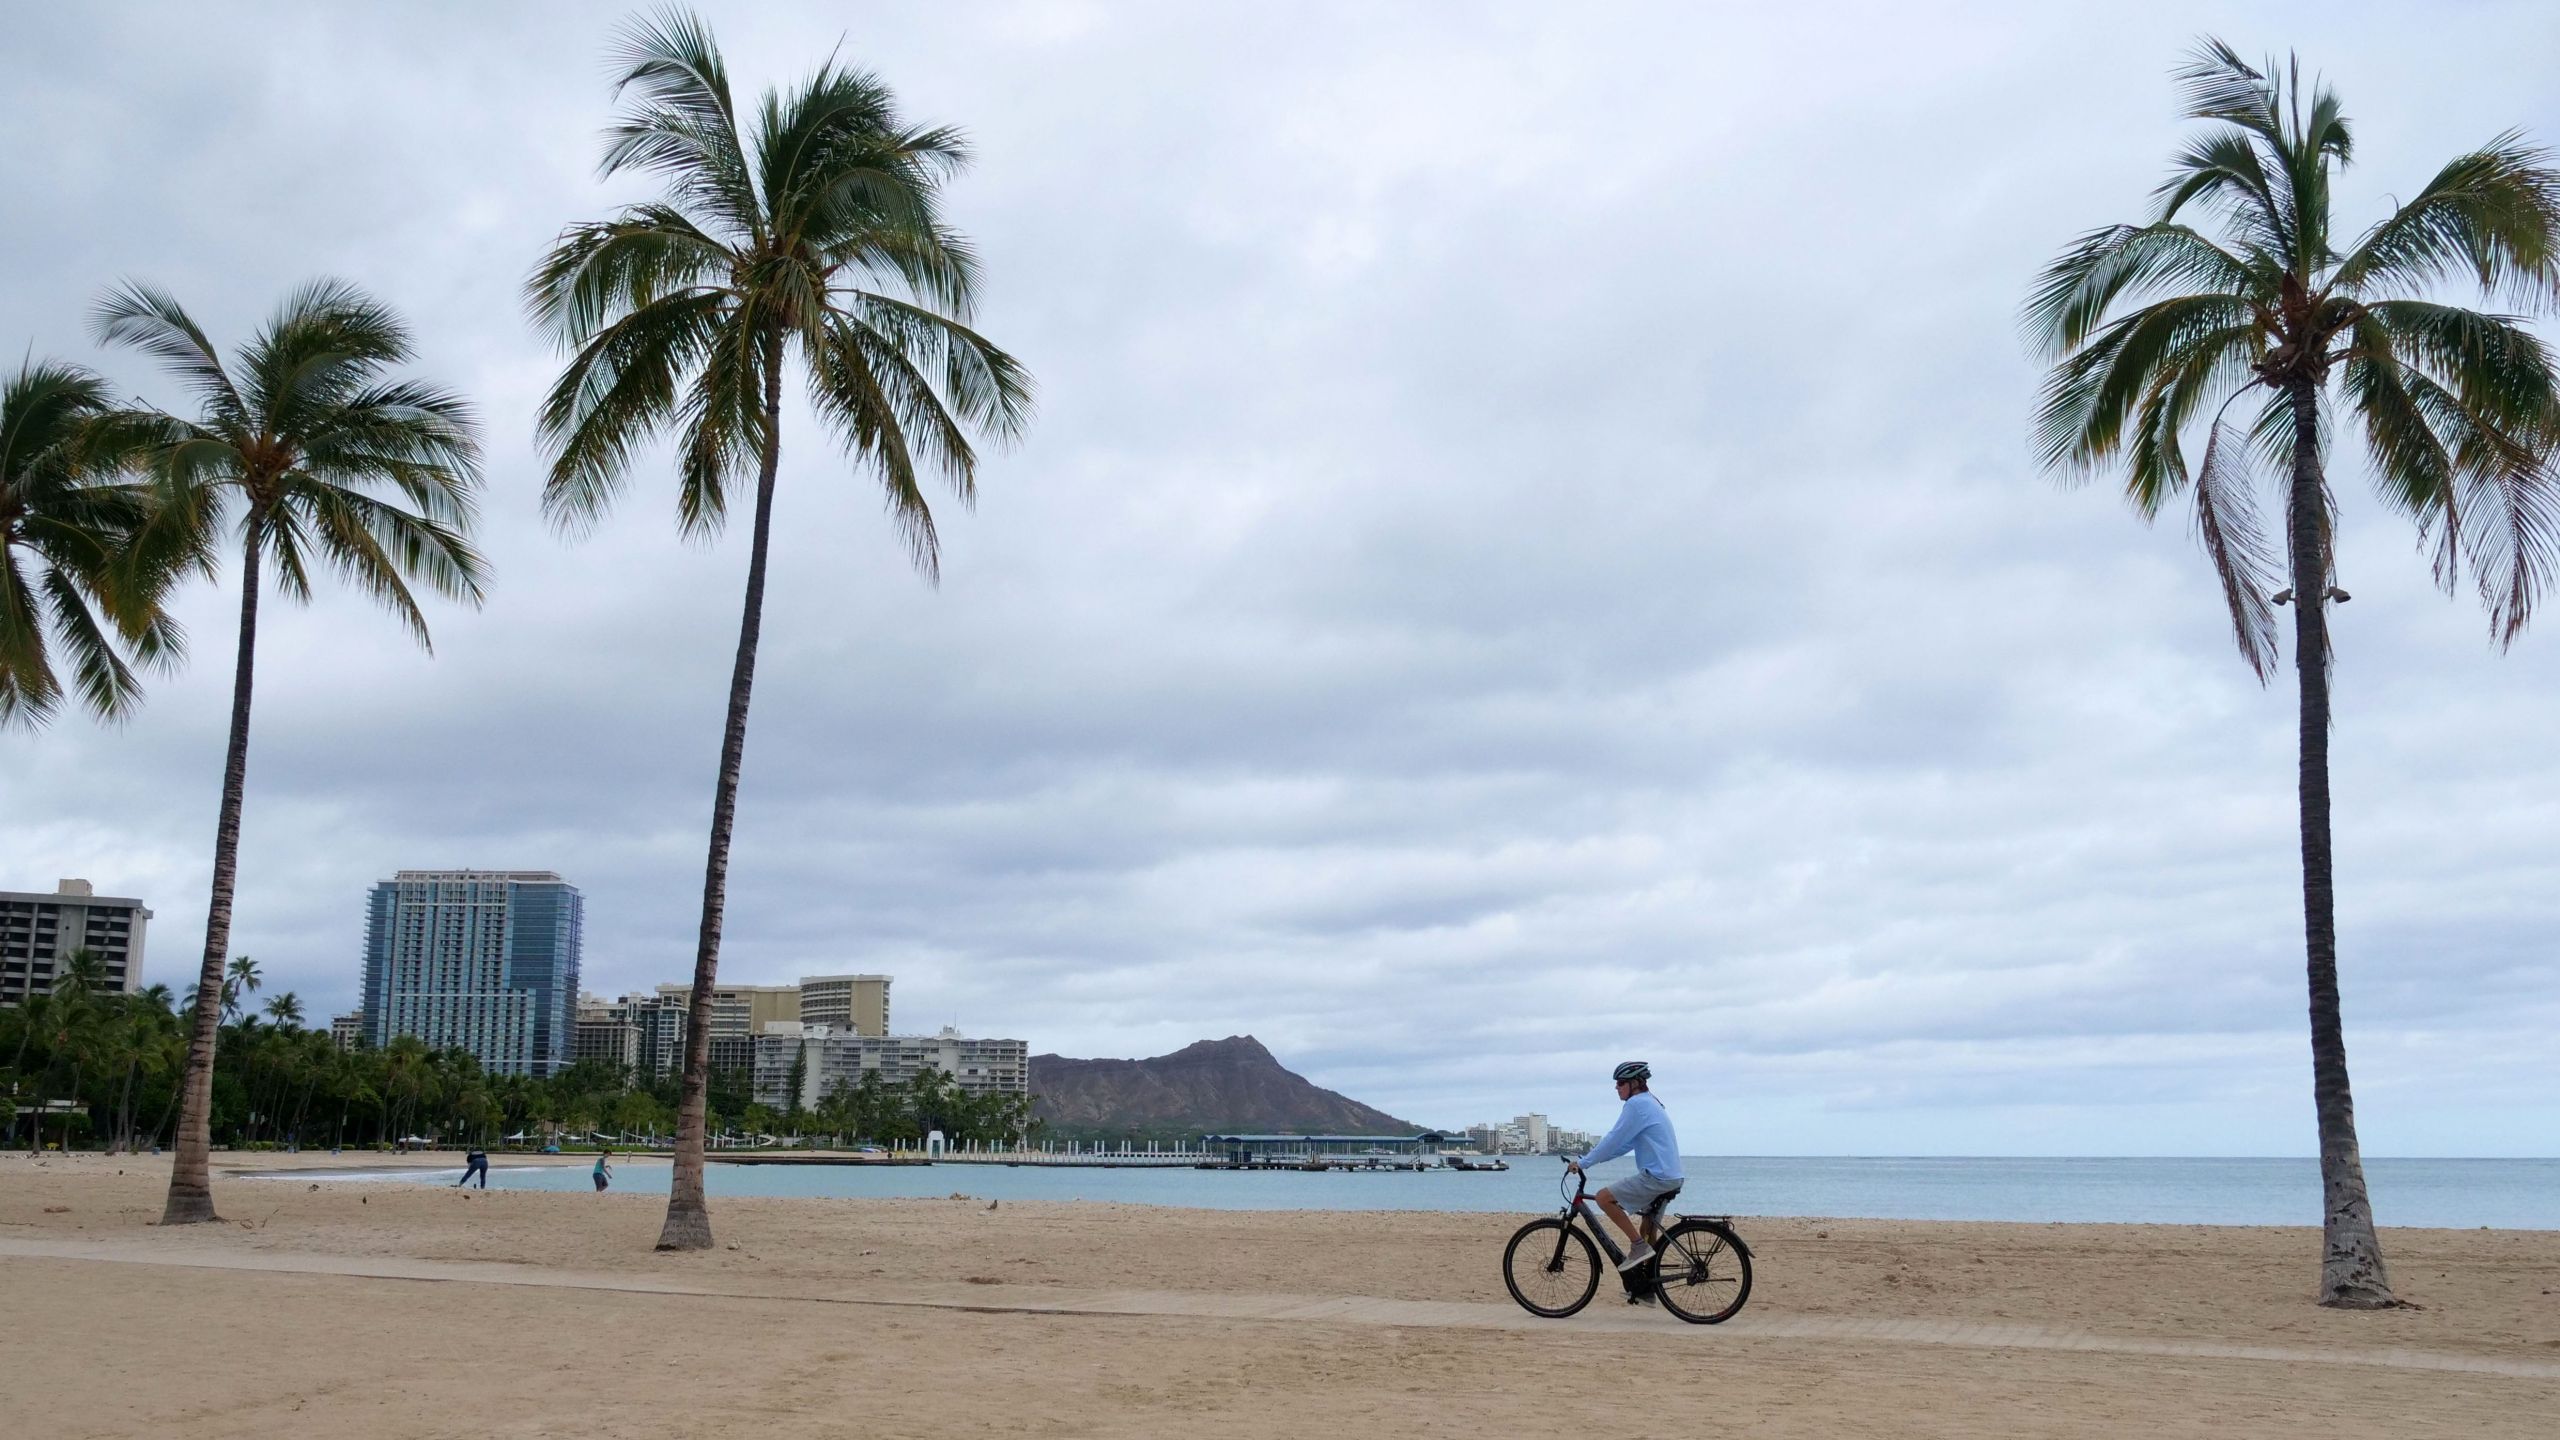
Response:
[0,971,1033,1152]
[2028,40,2560,1308]
[526,7,1030,1250]
[0,358,191,728]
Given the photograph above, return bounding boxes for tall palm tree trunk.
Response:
[658,335,786,1252]
[2286,382,2394,1308]
[114,1059,136,1153]
[162,529,263,1224]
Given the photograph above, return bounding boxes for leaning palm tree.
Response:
[527,9,1030,1250]
[0,358,191,728]
[95,279,486,1224]
[2028,40,2560,1307]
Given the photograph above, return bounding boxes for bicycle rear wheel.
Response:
[1652,1219,1752,1324]
[1502,1218,1601,1317]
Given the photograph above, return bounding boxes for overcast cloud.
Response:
[4,1,2555,1156]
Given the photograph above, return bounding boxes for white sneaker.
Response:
[1617,1243,1655,1272]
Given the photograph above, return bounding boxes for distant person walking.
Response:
[457,1148,489,1189]
[593,1149,613,1193]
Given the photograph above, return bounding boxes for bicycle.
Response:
[1501,1158,1753,1323]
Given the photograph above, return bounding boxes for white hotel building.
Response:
[752,1025,1028,1111]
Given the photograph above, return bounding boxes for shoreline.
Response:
[164,1147,2560,1232]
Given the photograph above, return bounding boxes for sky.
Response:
[4,1,2555,1157]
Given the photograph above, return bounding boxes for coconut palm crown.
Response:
[0,358,190,728]
[95,279,485,1226]
[526,8,1031,1250]
[2027,40,2560,1308]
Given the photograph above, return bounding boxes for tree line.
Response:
[0,948,1035,1151]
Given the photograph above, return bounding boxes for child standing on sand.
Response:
[592,1148,613,1192]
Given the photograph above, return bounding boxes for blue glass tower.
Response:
[360,870,583,1077]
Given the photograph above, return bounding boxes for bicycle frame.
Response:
[1559,1164,1670,1299]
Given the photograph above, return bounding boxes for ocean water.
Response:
[289,1154,2560,1229]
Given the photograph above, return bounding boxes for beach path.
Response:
[6,1232,2557,1382]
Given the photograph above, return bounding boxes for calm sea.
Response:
[295,1155,2560,1229]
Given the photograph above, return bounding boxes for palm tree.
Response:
[262,991,303,1029]
[527,8,1031,1249]
[96,280,486,1224]
[219,954,262,1022]
[0,358,192,728]
[2028,40,2560,1308]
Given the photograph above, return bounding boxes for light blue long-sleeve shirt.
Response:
[1579,1091,1683,1180]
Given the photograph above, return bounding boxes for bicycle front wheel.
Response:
[1502,1218,1601,1317]
[1653,1219,1752,1324]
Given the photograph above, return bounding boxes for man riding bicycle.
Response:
[1565,1061,1683,1271]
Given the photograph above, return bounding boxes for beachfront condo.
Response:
[751,1025,1029,1111]
[0,879,151,1006]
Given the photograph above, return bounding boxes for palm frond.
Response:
[2191,419,2285,679]
[0,361,112,485]
[2154,128,2291,256]
[0,547,63,727]
[2025,222,2261,357]
[527,206,732,345]
[534,290,731,535]
[806,314,938,577]
[260,505,318,606]
[2332,136,2560,301]
[836,290,1034,442]
[298,380,485,522]
[90,284,248,431]
[289,483,435,646]
[2175,39,2280,137]
[670,317,766,539]
[2120,323,2264,512]
[237,279,415,438]
[602,7,760,238]
[2033,293,2256,481]
[2344,314,2560,642]
[37,565,143,720]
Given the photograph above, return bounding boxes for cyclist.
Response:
[1564,1060,1683,1271]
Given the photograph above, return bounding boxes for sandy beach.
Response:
[4,1150,2555,1437]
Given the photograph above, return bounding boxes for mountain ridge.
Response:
[1028,1035,1423,1138]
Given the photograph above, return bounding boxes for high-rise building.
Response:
[360,870,582,1076]
[330,1012,364,1051]
[1511,1113,1552,1154]
[799,974,890,1036]
[0,879,151,1006]
[572,994,642,1072]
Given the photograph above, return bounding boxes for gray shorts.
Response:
[1604,1168,1684,1215]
